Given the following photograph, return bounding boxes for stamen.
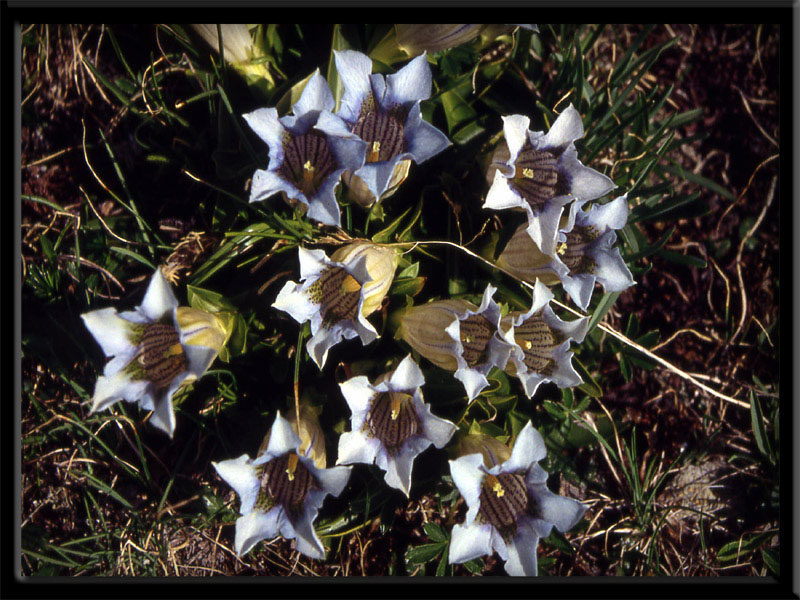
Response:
[367,391,419,452]
[286,452,298,481]
[557,242,568,255]
[522,168,534,178]
[136,323,186,388]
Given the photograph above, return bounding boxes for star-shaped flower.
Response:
[484,105,614,255]
[498,280,589,398]
[333,50,451,204]
[448,422,587,576]
[243,69,367,227]
[398,284,513,400]
[81,268,220,437]
[336,355,457,496]
[273,243,397,369]
[497,195,635,310]
[213,412,352,559]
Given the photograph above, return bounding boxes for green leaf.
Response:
[587,291,622,333]
[389,276,426,298]
[423,522,448,543]
[749,390,773,461]
[655,248,707,269]
[658,164,735,201]
[108,246,156,270]
[326,24,352,111]
[574,357,603,398]
[405,542,445,565]
[440,85,477,134]
[761,548,780,575]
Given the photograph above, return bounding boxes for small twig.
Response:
[730,175,776,343]
[733,85,778,148]
[651,328,714,352]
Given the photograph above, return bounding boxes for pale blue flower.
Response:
[336,355,457,496]
[484,105,615,255]
[272,247,379,369]
[333,50,451,202]
[448,422,586,576]
[81,269,218,437]
[243,69,367,227]
[213,412,352,559]
[498,280,589,398]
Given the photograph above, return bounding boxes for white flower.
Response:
[213,412,352,560]
[499,280,589,398]
[497,195,635,310]
[272,246,382,369]
[242,69,367,227]
[484,105,614,255]
[81,269,219,437]
[448,422,587,576]
[336,355,457,496]
[398,285,513,401]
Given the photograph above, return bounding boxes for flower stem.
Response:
[294,326,307,428]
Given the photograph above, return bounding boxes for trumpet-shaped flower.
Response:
[81,269,220,437]
[242,69,367,227]
[273,244,396,369]
[213,412,352,559]
[336,355,457,496]
[448,422,587,576]
[497,195,635,310]
[484,105,614,255]
[498,280,589,398]
[398,285,513,400]
[333,50,451,204]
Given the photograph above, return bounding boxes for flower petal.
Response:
[291,508,326,559]
[265,411,302,457]
[504,520,540,576]
[212,455,260,515]
[560,146,614,201]
[334,50,373,123]
[387,354,425,391]
[352,160,402,201]
[336,430,380,466]
[593,246,635,293]
[540,104,584,150]
[338,376,375,422]
[183,343,218,377]
[415,401,457,448]
[561,272,597,311]
[272,280,320,327]
[304,171,343,227]
[454,364,490,401]
[306,323,351,369]
[314,111,368,173]
[148,379,187,438]
[532,484,587,533]
[483,170,525,211]
[584,194,629,230]
[82,308,137,358]
[501,114,531,163]
[310,463,352,498]
[385,53,432,106]
[292,69,335,117]
[405,112,451,164]
[449,522,493,564]
[89,369,149,414]
[249,168,297,204]
[140,269,178,322]
[501,422,547,472]
[380,443,417,496]
[242,107,283,162]
[449,453,485,525]
[235,508,281,556]
[527,198,568,256]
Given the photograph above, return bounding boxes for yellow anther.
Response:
[303,160,315,172]
[367,141,382,162]
[372,141,381,154]
[522,168,534,178]
[166,343,184,357]
[523,340,533,350]
[390,394,401,421]
[286,453,299,481]
[341,274,361,294]
[486,475,505,497]
[557,242,568,255]
[464,335,472,343]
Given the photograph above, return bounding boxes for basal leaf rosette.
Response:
[448,422,587,576]
[497,195,635,310]
[333,50,451,207]
[484,105,614,255]
[499,280,589,398]
[398,284,513,401]
[243,69,367,227]
[81,268,222,437]
[273,242,398,369]
[336,355,457,496]
[213,412,352,560]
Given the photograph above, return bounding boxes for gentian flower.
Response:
[272,242,398,369]
[336,355,457,496]
[333,50,451,206]
[242,69,367,227]
[213,412,352,559]
[497,195,635,310]
[448,422,587,576]
[498,280,589,398]
[398,285,513,400]
[81,268,221,437]
[191,24,275,88]
[484,105,614,255]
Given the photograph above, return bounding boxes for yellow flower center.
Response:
[285,452,299,481]
[522,167,535,178]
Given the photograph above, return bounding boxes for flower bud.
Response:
[175,306,230,356]
[495,225,561,286]
[191,24,274,87]
[259,404,327,469]
[451,432,512,468]
[330,241,399,317]
[342,160,411,209]
[396,24,484,56]
[397,299,476,371]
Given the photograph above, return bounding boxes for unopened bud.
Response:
[330,241,400,317]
